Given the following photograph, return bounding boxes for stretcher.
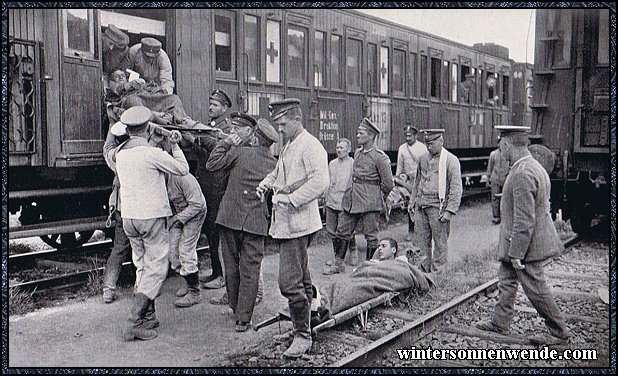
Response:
[252,292,400,335]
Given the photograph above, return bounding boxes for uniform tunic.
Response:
[487,148,509,219]
[127,44,174,94]
[206,139,277,323]
[491,153,568,339]
[341,147,394,214]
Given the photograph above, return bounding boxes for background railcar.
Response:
[530,9,610,234]
[8,8,520,246]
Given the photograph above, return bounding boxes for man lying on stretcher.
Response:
[318,238,434,319]
[269,238,433,343]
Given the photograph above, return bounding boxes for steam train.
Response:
[8,8,531,247]
[530,9,610,233]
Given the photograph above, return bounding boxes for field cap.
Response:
[404,125,418,134]
[420,129,445,142]
[230,112,257,128]
[210,89,232,107]
[104,24,129,47]
[358,117,380,135]
[141,37,161,58]
[120,106,152,128]
[269,98,301,121]
[256,118,280,143]
[494,125,531,137]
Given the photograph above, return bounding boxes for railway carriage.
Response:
[8,8,519,247]
[530,9,610,233]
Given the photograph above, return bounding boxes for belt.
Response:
[352,177,380,186]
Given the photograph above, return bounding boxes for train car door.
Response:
[369,45,392,151]
[54,9,103,166]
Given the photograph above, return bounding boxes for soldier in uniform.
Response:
[101,24,130,85]
[126,37,175,95]
[477,126,570,347]
[114,106,190,341]
[412,129,462,273]
[205,114,278,332]
[191,89,234,289]
[329,118,394,272]
[486,136,509,224]
[396,125,428,241]
[256,98,329,358]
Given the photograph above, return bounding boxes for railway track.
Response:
[223,233,610,368]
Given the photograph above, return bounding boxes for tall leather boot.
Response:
[175,272,202,307]
[283,302,313,358]
[142,299,159,329]
[323,239,348,275]
[324,238,340,267]
[123,293,157,341]
[404,216,415,241]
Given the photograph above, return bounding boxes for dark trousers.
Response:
[325,207,357,255]
[202,198,223,276]
[103,211,132,293]
[491,183,503,219]
[336,211,380,251]
[219,227,264,323]
[278,233,315,339]
[493,261,570,339]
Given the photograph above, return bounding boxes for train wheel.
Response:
[40,231,95,249]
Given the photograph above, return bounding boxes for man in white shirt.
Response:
[114,106,189,341]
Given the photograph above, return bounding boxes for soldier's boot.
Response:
[255,272,264,305]
[272,330,294,344]
[323,257,345,275]
[325,238,339,266]
[175,272,202,307]
[283,303,312,358]
[123,293,158,341]
[347,237,359,266]
[404,217,415,241]
[142,299,159,330]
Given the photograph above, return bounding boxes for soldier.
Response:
[412,129,462,273]
[126,37,175,95]
[486,135,509,224]
[114,106,189,341]
[477,126,570,347]
[256,98,329,358]
[330,118,395,272]
[205,114,278,332]
[101,24,130,83]
[193,89,234,289]
[396,125,428,241]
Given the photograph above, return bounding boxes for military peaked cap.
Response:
[494,125,531,137]
[358,118,380,135]
[104,24,129,47]
[230,112,257,128]
[420,129,445,142]
[404,125,419,134]
[210,89,232,107]
[256,118,280,143]
[120,106,153,128]
[141,37,162,58]
[269,98,301,121]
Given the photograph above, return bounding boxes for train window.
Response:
[502,75,509,107]
[485,72,497,106]
[215,13,235,78]
[245,15,261,81]
[368,43,378,94]
[442,61,449,101]
[393,49,405,96]
[63,9,96,59]
[331,35,342,90]
[597,9,609,65]
[420,55,428,98]
[430,57,441,99]
[410,52,417,97]
[346,38,362,92]
[379,46,389,95]
[315,31,326,87]
[266,20,281,83]
[451,63,458,103]
[287,26,307,86]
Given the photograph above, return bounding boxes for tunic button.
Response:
[243,190,248,195]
